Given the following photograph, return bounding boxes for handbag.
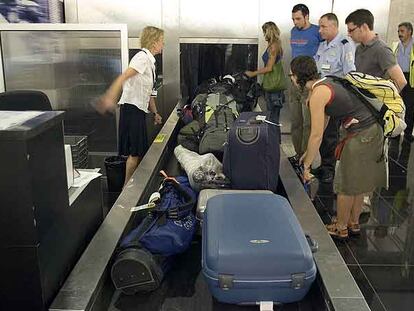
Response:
[262,60,287,92]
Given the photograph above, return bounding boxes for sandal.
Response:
[330,217,361,236]
[326,222,348,240]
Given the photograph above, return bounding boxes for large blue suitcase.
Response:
[223,112,280,192]
[202,193,316,305]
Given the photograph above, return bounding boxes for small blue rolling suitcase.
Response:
[202,193,317,305]
[223,112,280,192]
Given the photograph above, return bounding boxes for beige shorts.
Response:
[334,123,388,195]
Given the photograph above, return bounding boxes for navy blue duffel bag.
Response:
[111,173,197,294]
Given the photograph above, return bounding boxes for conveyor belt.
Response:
[50,106,370,311]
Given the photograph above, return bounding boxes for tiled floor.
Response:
[297,136,414,311]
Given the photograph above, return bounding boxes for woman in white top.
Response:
[97,26,164,186]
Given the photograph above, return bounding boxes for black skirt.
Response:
[118,103,148,157]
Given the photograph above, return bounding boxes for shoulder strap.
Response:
[119,212,159,250]
[326,75,382,120]
[159,171,195,219]
[136,49,156,89]
[311,77,328,90]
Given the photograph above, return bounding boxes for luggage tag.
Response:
[130,192,160,212]
[255,115,281,127]
[263,119,281,127]
[259,301,274,311]
[255,115,267,121]
[130,202,156,212]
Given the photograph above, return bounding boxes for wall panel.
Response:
[179,0,258,38]
[75,0,162,37]
[387,0,414,44]
[332,0,391,39]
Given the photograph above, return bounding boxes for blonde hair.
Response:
[262,21,282,55]
[140,26,164,50]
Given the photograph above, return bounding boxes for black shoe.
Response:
[310,166,323,177]
[319,171,334,183]
[359,210,371,224]
[403,135,414,142]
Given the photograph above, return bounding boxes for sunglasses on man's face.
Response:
[347,26,359,33]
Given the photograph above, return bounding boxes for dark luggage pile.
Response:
[193,73,261,113]
[110,76,317,308]
[176,111,281,192]
[177,73,260,160]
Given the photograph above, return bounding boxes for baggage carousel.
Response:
[50,106,370,311]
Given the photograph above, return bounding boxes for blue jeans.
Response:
[265,91,284,124]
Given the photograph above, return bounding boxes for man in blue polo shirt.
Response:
[312,12,356,183]
[290,3,322,158]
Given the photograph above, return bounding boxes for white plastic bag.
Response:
[174,145,225,191]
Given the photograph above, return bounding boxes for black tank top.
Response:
[313,77,377,133]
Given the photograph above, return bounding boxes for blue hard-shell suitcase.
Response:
[202,193,316,305]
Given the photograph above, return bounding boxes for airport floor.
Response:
[311,136,414,311]
[278,99,414,311]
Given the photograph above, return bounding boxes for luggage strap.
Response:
[334,132,356,160]
[159,170,195,219]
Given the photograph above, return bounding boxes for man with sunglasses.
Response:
[289,3,323,158]
[345,9,407,221]
[345,9,406,91]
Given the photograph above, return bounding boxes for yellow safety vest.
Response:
[392,41,414,87]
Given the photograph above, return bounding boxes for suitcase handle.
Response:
[236,127,259,144]
[305,234,318,253]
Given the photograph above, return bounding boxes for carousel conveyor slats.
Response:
[50,106,370,311]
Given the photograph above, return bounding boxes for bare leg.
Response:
[349,194,364,225]
[336,194,353,229]
[124,155,140,186]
